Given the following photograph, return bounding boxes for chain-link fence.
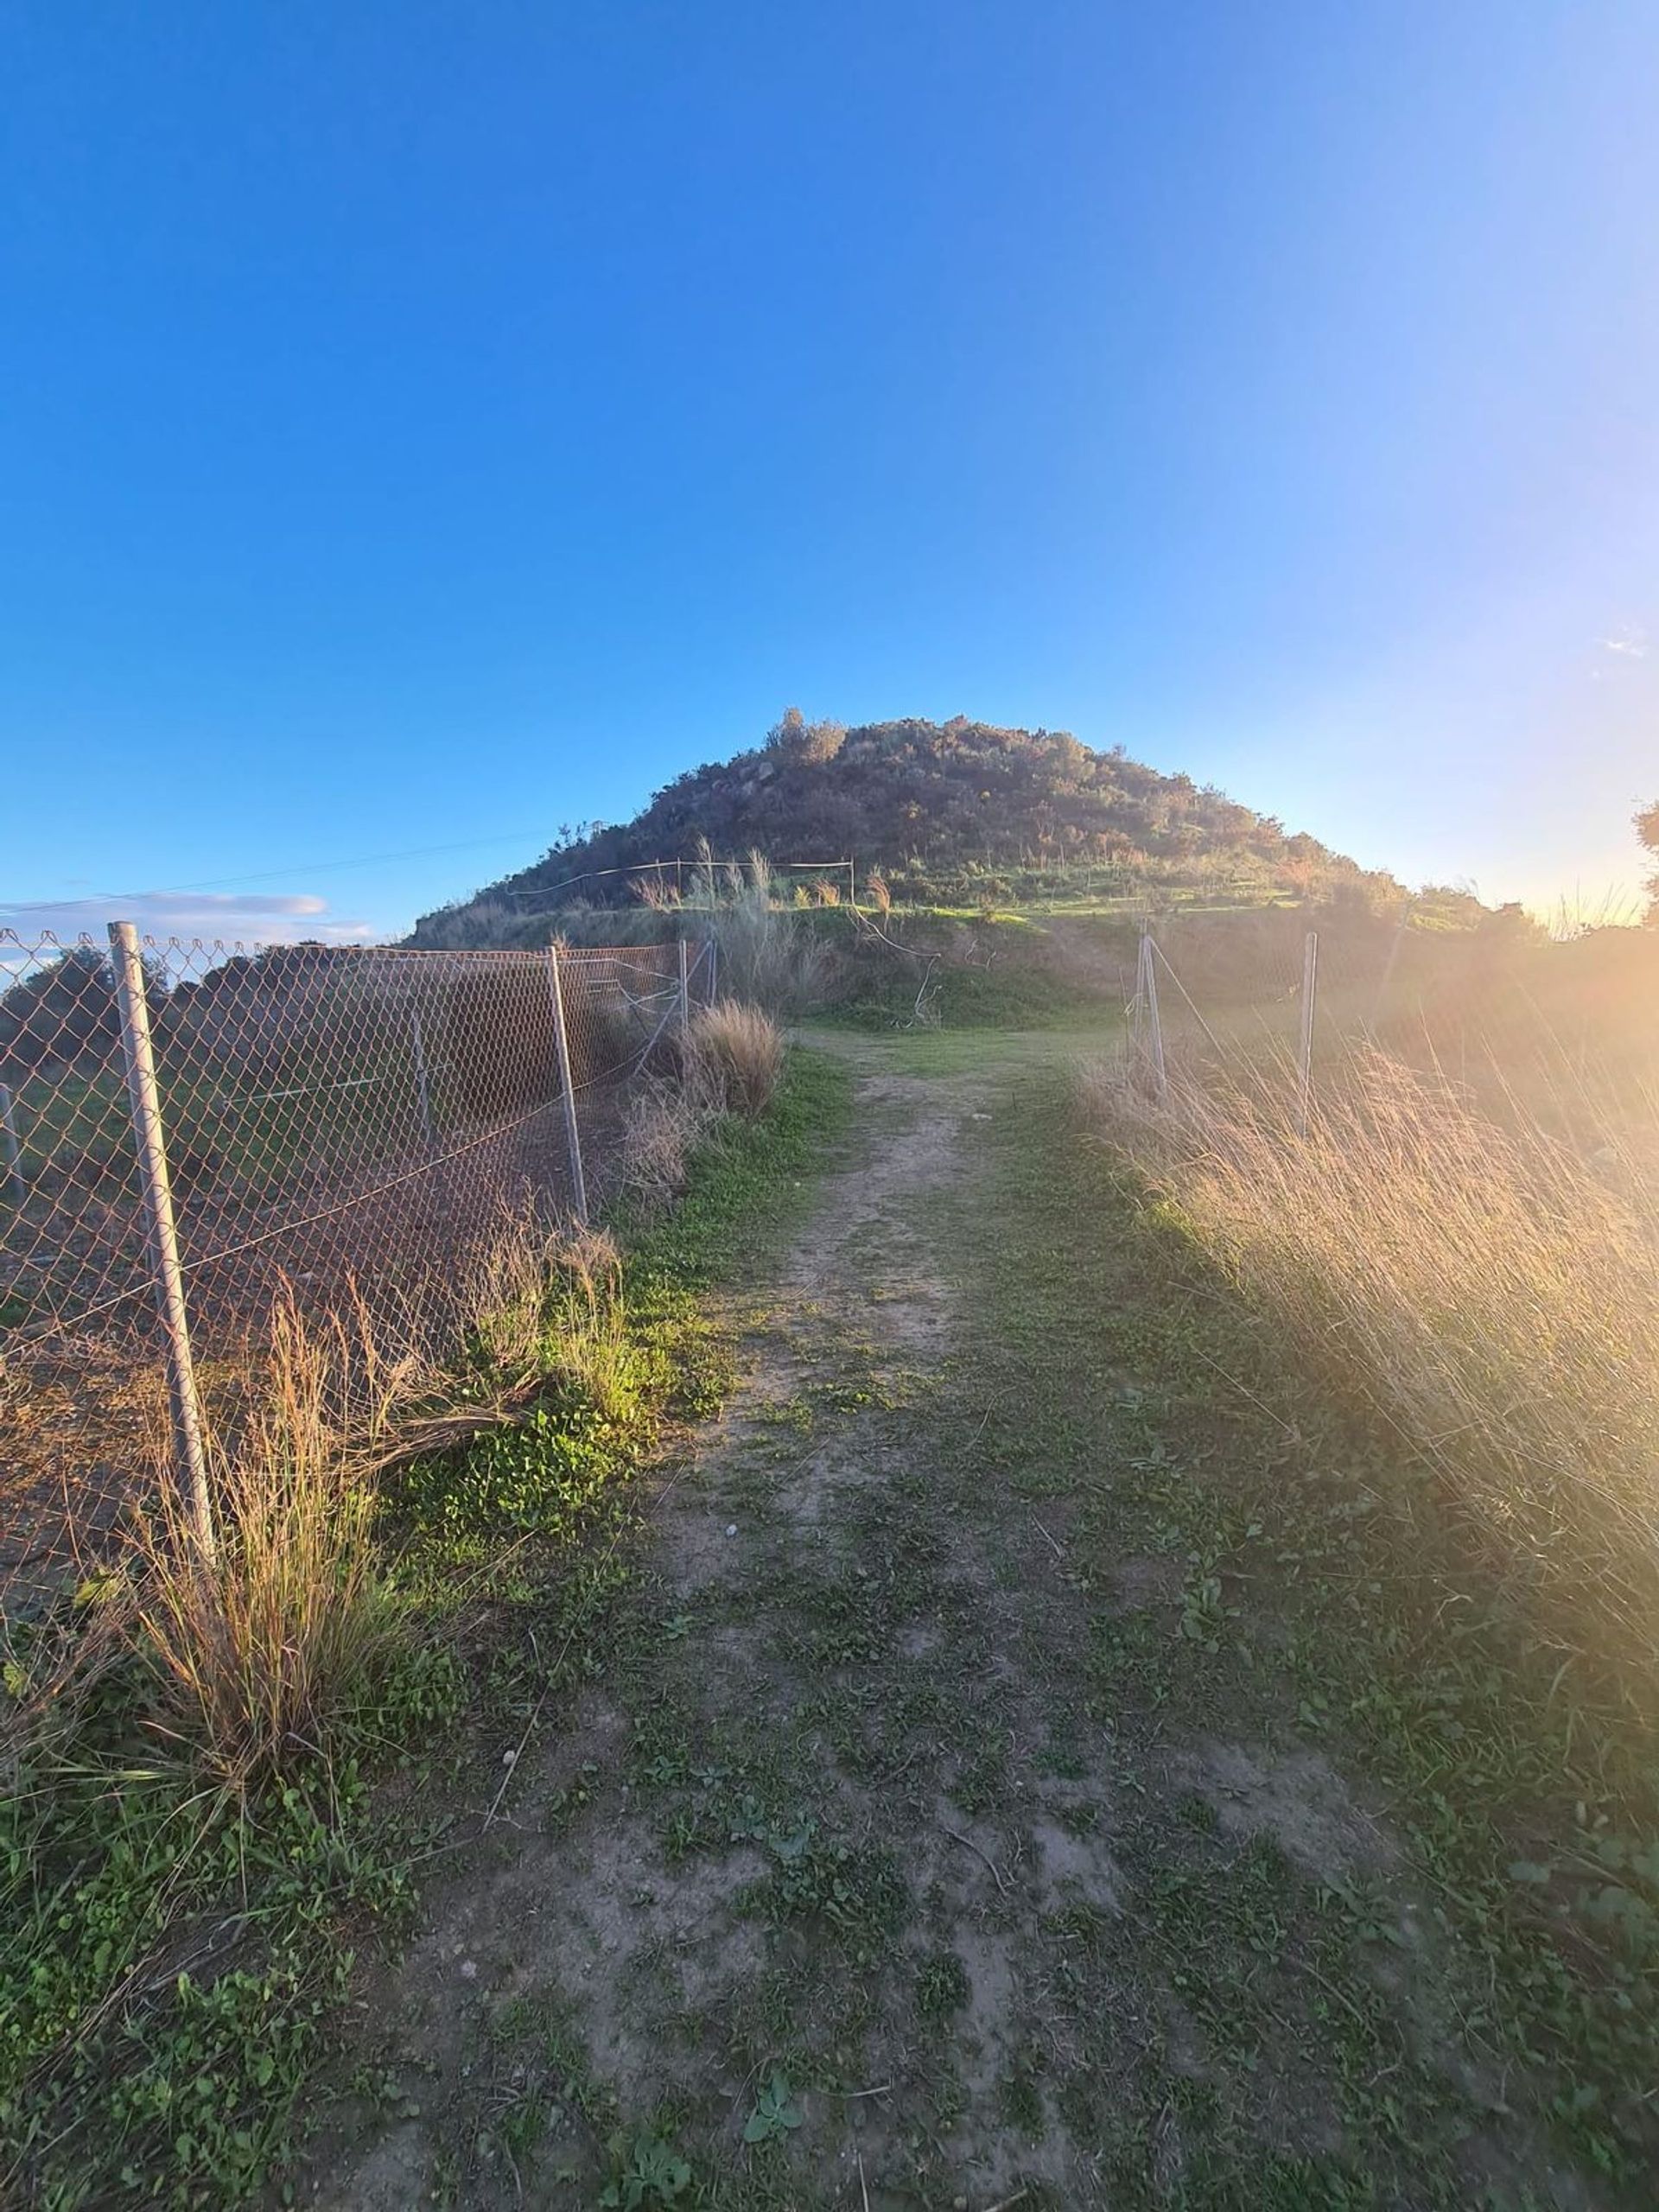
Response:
[1122,905,1659,1154]
[0,925,715,1608]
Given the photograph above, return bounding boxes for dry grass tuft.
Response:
[102,1211,638,1787]
[683,1001,784,1119]
[130,1293,400,1788]
[619,1081,708,1211]
[537,1224,634,1420]
[1085,1047,1659,1704]
[620,1000,783,1208]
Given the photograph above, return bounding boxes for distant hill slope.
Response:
[410,713,1405,944]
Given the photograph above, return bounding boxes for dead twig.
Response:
[941,1820,1011,1898]
[968,1400,999,1447]
[1030,1513,1064,1560]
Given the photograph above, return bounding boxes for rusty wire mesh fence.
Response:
[0,925,713,1608]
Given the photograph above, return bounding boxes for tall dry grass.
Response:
[620,1001,784,1207]
[130,1294,402,1787]
[619,1081,706,1211]
[116,1213,639,1786]
[683,1000,785,1118]
[1085,1048,1659,1704]
[682,847,841,1013]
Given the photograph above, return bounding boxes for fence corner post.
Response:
[546,939,589,1225]
[108,920,215,1562]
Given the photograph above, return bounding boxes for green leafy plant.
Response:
[600,2128,694,2207]
[742,2071,804,2145]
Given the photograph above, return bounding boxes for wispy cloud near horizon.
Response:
[0,890,379,950]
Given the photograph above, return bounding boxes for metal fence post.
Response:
[1296,928,1319,1138]
[0,1082,24,1209]
[108,921,216,1561]
[677,937,691,1030]
[1141,927,1168,1103]
[708,936,719,1004]
[410,1007,437,1153]
[546,942,589,1225]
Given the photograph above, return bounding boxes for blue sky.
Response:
[3,1,1656,944]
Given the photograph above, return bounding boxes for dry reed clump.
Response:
[1085,1047,1659,1703]
[118,1213,636,1786]
[619,1081,706,1211]
[129,1293,403,1789]
[685,847,842,1014]
[619,1001,784,1208]
[683,1001,784,1118]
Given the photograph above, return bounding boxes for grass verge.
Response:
[1083,1048,1659,1711]
[0,1045,851,2210]
[975,1068,1659,2195]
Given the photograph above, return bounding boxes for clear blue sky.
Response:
[3,1,1656,944]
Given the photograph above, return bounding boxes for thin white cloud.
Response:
[0,891,378,950]
[1599,628,1649,659]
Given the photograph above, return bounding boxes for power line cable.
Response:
[3,830,550,914]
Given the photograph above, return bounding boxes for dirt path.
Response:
[308,1034,1606,2210]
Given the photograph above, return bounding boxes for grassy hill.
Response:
[410,713,1410,946]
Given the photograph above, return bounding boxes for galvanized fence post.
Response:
[677,937,691,1030]
[410,1006,438,1153]
[1140,927,1168,1103]
[108,921,216,1562]
[0,1081,24,1209]
[546,941,589,1225]
[1296,928,1319,1138]
[708,936,719,1004]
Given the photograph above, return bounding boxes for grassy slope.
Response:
[0,1050,852,2211]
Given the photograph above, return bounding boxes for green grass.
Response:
[955,1066,1659,2196]
[831,957,1096,1031]
[0,1046,852,2210]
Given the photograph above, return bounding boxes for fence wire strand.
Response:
[0,927,714,1609]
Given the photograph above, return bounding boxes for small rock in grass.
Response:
[725,1523,738,1537]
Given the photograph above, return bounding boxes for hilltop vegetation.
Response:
[410,713,1410,944]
